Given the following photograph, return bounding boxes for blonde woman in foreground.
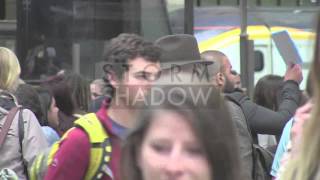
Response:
[280,14,320,180]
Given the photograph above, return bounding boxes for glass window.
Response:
[2,0,319,84]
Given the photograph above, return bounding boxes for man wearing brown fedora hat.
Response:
[155,34,215,83]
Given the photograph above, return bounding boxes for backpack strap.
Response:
[18,108,24,149]
[17,108,29,178]
[0,107,19,148]
[74,113,113,180]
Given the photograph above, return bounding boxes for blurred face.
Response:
[47,97,59,128]
[138,111,212,180]
[90,83,103,100]
[231,72,241,89]
[113,57,160,107]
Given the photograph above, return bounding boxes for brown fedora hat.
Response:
[155,34,213,70]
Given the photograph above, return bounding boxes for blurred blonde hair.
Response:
[0,47,21,92]
[281,13,320,180]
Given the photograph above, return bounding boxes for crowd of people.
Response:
[1,13,320,180]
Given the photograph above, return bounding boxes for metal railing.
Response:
[196,0,319,6]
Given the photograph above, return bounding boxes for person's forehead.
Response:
[128,57,160,72]
[223,56,232,68]
[90,84,101,91]
[222,56,230,64]
[151,111,191,131]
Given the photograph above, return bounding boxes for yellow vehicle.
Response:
[196,25,315,88]
[191,6,317,89]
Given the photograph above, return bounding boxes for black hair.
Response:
[36,87,53,126]
[15,84,44,125]
[42,76,75,116]
[254,75,284,110]
[63,72,90,113]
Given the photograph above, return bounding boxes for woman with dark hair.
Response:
[254,75,284,111]
[254,75,283,151]
[42,76,77,135]
[63,72,91,114]
[121,73,242,180]
[36,87,60,145]
[15,84,44,125]
[43,73,75,116]
[14,84,60,146]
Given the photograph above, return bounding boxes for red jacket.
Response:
[45,104,122,180]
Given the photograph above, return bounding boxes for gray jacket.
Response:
[228,80,300,136]
[226,100,253,180]
[0,93,48,179]
[224,80,300,180]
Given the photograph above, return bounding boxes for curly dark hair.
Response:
[103,33,160,78]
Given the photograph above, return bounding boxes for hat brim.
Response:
[161,60,214,72]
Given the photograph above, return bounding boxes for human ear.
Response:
[216,72,225,88]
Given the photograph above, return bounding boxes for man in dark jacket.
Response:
[201,50,302,180]
[201,50,302,136]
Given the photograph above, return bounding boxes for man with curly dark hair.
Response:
[45,34,161,180]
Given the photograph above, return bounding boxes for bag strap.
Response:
[17,108,29,178]
[18,109,24,150]
[0,107,19,148]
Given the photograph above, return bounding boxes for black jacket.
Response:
[226,80,300,136]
